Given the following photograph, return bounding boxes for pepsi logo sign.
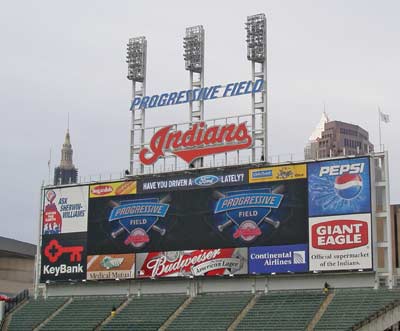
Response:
[334,174,363,199]
[319,163,365,177]
[194,175,219,186]
[91,185,113,196]
[311,219,368,250]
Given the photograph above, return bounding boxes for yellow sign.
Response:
[249,164,307,183]
[89,181,137,198]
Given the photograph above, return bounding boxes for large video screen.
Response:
[40,157,373,282]
[86,178,307,254]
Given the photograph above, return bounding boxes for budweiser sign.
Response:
[136,248,247,278]
[139,121,252,165]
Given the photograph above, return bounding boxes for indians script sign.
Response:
[139,121,252,165]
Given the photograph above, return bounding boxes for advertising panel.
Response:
[40,232,87,282]
[136,248,247,278]
[309,213,372,271]
[138,168,247,193]
[43,186,88,234]
[87,179,308,254]
[249,244,308,274]
[308,157,371,217]
[249,164,307,183]
[86,254,135,280]
[90,181,137,198]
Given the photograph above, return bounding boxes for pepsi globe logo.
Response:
[334,173,363,199]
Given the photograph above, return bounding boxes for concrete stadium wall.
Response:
[45,272,376,297]
[0,256,34,294]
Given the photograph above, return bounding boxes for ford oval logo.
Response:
[194,175,219,186]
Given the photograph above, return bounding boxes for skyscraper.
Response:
[305,114,374,160]
[53,129,78,185]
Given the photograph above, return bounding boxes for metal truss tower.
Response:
[127,36,147,175]
[184,25,205,168]
[372,152,394,288]
[246,13,267,163]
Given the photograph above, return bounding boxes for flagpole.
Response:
[48,148,52,184]
[378,107,382,152]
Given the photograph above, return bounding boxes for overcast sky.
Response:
[1,0,399,244]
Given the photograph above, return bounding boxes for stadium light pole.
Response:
[245,13,267,163]
[183,25,204,168]
[127,36,147,175]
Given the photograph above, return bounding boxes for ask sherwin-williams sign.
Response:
[42,186,88,235]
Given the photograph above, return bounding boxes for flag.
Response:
[380,111,390,123]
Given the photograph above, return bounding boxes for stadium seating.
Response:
[167,292,252,331]
[314,288,400,331]
[5,288,400,331]
[101,294,186,331]
[236,290,325,331]
[7,297,68,331]
[40,295,125,331]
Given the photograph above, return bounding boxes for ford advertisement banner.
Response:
[136,248,247,278]
[308,157,371,217]
[308,213,372,271]
[249,244,308,274]
[138,168,247,193]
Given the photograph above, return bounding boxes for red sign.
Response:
[311,219,368,250]
[44,239,84,263]
[139,121,252,165]
[91,185,113,196]
[136,248,247,278]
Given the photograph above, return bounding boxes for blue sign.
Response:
[308,157,371,217]
[194,175,219,186]
[130,79,264,110]
[214,191,283,213]
[109,200,169,221]
[108,198,170,248]
[213,188,284,243]
[249,244,308,274]
[251,169,273,179]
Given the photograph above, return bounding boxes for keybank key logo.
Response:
[44,239,83,263]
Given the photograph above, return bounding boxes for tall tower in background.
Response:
[53,129,78,185]
[304,113,374,160]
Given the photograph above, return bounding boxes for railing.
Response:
[4,289,29,315]
[44,151,382,187]
[351,299,400,330]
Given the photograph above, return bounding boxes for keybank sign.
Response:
[130,79,264,110]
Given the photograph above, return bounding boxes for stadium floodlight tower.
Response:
[245,13,267,162]
[183,25,204,168]
[127,36,147,175]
